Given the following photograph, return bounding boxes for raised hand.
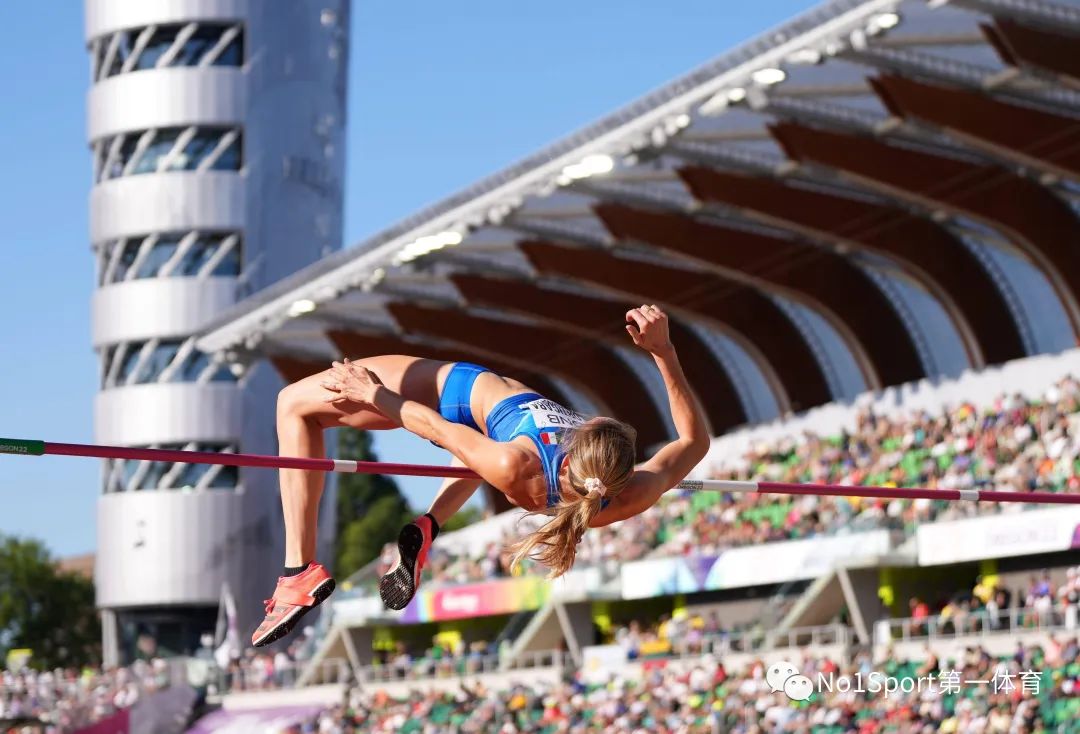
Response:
[625,305,673,356]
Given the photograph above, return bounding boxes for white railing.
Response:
[205,657,351,693]
[626,623,851,661]
[875,604,1078,645]
[356,649,569,684]
[213,622,854,694]
[765,623,851,650]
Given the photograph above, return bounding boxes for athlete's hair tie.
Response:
[583,477,607,497]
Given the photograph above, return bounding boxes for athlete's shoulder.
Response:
[493,440,539,477]
[515,396,587,430]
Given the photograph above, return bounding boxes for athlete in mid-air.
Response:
[252,304,709,647]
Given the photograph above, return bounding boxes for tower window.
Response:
[95,127,242,182]
[93,23,244,81]
[98,232,242,285]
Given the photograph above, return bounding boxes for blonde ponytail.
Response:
[508,418,636,578]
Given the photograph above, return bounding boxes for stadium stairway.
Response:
[773,539,916,643]
[499,599,599,667]
[500,601,563,667]
[295,623,372,687]
[493,609,535,652]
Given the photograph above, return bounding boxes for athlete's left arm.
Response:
[323,360,534,494]
[590,306,711,527]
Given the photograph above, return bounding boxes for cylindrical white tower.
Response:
[84,0,349,665]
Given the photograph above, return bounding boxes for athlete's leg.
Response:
[276,355,445,567]
[254,356,447,646]
[379,458,484,611]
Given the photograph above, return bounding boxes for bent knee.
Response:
[277,378,321,420]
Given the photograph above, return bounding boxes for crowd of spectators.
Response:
[358,377,1080,592]
[0,638,310,732]
[0,660,169,731]
[165,563,1080,695]
[297,639,1080,733]
[10,611,1080,732]
[614,614,722,661]
[905,566,1080,638]
[210,641,305,693]
[606,610,804,662]
[356,567,1080,686]
[361,639,521,683]
[11,379,1080,731]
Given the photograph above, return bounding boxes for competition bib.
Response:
[518,398,587,430]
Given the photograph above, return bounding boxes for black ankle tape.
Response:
[424,513,441,540]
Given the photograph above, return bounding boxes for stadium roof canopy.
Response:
[201,0,1080,455]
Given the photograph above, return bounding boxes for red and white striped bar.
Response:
[679,479,1080,505]
[39,440,478,480]
[3,438,1080,505]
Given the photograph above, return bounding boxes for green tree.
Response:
[334,429,413,577]
[442,505,484,533]
[333,429,488,577]
[0,535,100,669]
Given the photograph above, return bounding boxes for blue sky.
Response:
[0,1,813,556]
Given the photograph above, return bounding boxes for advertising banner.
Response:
[331,595,387,624]
[620,530,892,599]
[552,566,603,600]
[581,644,628,684]
[916,506,1080,565]
[399,576,549,623]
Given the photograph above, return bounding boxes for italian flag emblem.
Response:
[540,432,559,446]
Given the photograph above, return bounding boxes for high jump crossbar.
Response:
[3,437,1080,505]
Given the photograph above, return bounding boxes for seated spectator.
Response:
[972,575,995,606]
[910,596,930,634]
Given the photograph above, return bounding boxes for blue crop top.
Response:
[484,392,586,508]
[436,362,596,509]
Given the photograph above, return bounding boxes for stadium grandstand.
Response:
[10,0,1080,732]
[199,0,1080,464]
[193,0,1080,730]
[33,360,1079,730]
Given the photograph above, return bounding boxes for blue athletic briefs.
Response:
[438,362,591,508]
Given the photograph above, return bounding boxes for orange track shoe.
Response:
[251,562,336,647]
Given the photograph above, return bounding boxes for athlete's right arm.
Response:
[589,306,710,526]
[324,361,532,492]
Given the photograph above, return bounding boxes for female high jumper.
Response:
[252,304,710,646]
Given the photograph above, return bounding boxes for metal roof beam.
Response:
[984,16,1080,89]
[875,31,990,48]
[959,0,1080,33]
[504,217,612,248]
[448,273,745,435]
[872,73,1080,183]
[592,202,925,386]
[518,239,839,412]
[847,43,1080,109]
[771,120,1080,339]
[571,177,957,378]
[668,139,792,177]
[677,165,1025,366]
